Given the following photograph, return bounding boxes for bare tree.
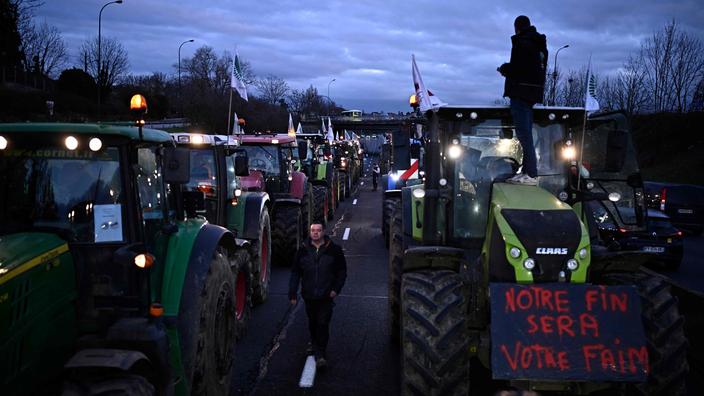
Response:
[79,36,129,98]
[22,20,66,77]
[669,28,704,112]
[288,85,325,117]
[255,75,289,105]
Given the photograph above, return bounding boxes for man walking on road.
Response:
[372,163,381,191]
[289,223,347,368]
[498,15,548,186]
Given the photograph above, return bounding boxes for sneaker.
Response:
[507,174,538,186]
[316,357,327,369]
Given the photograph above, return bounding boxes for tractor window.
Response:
[0,145,124,243]
[241,145,280,175]
[186,150,218,198]
[136,148,165,243]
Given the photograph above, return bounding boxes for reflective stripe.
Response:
[0,244,69,286]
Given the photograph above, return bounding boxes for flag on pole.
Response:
[412,54,446,112]
[288,114,296,137]
[327,117,335,142]
[585,73,600,113]
[231,49,248,101]
[296,122,303,135]
[233,112,242,134]
[321,118,326,134]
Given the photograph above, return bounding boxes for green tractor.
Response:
[236,133,313,266]
[0,122,245,395]
[294,132,341,226]
[389,106,688,395]
[170,132,272,331]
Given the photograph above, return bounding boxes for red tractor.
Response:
[237,133,312,265]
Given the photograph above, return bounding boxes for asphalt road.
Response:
[230,167,399,395]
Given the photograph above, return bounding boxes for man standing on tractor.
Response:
[289,223,347,368]
[498,15,548,186]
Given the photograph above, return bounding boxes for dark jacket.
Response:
[499,26,548,105]
[289,236,347,300]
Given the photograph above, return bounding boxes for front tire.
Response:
[183,248,236,395]
[401,270,470,395]
[232,248,252,339]
[388,203,404,341]
[272,205,301,266]
[252,209,272,305]
[382,197,399,248]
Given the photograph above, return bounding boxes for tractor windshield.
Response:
[580,113,645,227]
[0,145,124,243]
[450,118,569,240]
[240,145,280,175]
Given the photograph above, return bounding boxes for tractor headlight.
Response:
[509,247,521,258]
[578,248,588,259]
[439,178,447,186]
[608,192,621,202]
[390,173,400,181]
[191,134,205,144]
[89,137,103,151]
[448,144,462,159]
[135,253,155,269]
[0,136,7,150]
[562,146,576,160]
[523,258,536,270]
[412,188,425,199]
[567,259,579,271]
[586,182,595,190]
[65,136,78,150]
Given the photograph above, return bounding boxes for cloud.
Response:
[35,0,704,112]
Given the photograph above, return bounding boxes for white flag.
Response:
[233,112,241,134]
[412,54,446,112]
[296,122,303,135]
[325,126,334,143]
[231,49,248,101]
[585,73,600,113]
[288,114,295,137]
[327,118,335,141]
[321,118,326,134]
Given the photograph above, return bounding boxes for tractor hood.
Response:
[492,183,570,211]
[0,232,69,284]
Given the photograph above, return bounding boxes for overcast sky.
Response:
[35,0,704,112]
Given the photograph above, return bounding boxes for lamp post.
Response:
[178,39,194,115]
[551,44,569,106]
[98,0,123,119]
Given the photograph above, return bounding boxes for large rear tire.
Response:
[382,197,399,248]
[272,205,301,266]
[252,209,272,305]
[401,270,470,395]
[185,248,236,395]
[602,271,688,396]
[301,182,313,240]
[232,248,252,340]
[63,373,155,396]
[313,185,328,226]
[388,203,404,341]
[327,184,335,220]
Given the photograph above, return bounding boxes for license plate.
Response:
[643,246,665,253]
[678,208,694,214]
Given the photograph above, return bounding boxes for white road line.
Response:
[298,355,317,388]
[353,199,357,205]
[343,227,351,240]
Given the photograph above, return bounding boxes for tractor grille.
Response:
[501,209,582,282]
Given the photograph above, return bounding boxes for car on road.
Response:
[589,204,684,269]
[645,181,704,235]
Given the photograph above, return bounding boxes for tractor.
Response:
[170,132,272,336]
[295,132,341,226]
[0,119,245,395]
[381,118,425,247]
[236,133,312,266]
[332,138,362,198]
[389,105,688,395]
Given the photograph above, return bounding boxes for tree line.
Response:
[0,0,341,132]
[544,21,704,115]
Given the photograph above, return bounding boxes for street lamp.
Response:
[326,78,336,116]
[551,44,569,106]
[98,0,123,119]
[178,39,194,114]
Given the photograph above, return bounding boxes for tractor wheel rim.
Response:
[235,271,246,320]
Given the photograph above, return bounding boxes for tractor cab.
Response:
[237,133,300,196]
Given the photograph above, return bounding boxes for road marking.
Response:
[360,182,364,185]
[343,227,351,240]
[299,355,317,388]
[353,199,357,205]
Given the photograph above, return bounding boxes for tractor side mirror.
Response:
[235,155,249,176]
[163,147,190,184]
[297,141,308,160]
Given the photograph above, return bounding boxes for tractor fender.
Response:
[383,189,402,199]
[273,197,302,207]
[240,192,270,241]
[289,171,307,200]
[64,348,152,372]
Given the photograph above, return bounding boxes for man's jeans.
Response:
[510,98,537,178]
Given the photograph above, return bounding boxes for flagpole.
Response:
[577,54,592,189]
[227,86,233,136]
